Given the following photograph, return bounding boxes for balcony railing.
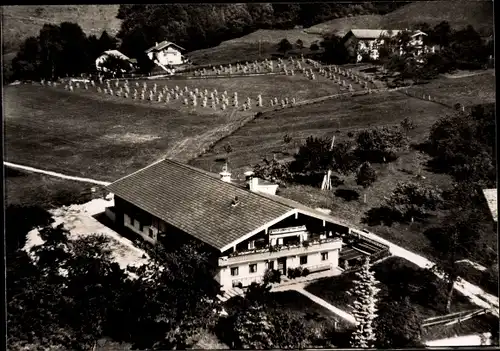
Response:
[218,237,342,267]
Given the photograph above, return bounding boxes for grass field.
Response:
[4,84,234,181]
[406,74,496,108]
[190,90,498,266]
[4,167,100,209]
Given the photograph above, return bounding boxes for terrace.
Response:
[218,236,342,266]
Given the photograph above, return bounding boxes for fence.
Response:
[421,308,490,328]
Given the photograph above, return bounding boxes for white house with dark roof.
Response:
[343,29,431,62]
[95,50,137,72]
[105,160,363,291]
[145,40,186,67]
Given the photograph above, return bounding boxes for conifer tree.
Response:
[348,257,381,348]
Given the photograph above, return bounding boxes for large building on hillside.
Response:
[105,159,356,291]
[343,29,431,62]
[145,41,186,67]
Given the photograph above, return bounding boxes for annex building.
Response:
[105,159,363,291]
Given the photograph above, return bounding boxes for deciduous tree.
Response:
[356,162,377,188]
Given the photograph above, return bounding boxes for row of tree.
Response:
[8,22,118,82]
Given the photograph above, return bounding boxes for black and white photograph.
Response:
[2,1,497,349]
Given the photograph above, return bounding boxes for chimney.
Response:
[249,177,259,192]
[155,42,158,46]
[219,162,232,183]
[231,196,240,207]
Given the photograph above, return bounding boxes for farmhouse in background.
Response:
[343,29,431,62]
[145,40,186,70]
[104,159,355,291]
[95,50,137,73]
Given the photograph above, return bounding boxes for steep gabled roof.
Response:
[145,40,185,54]
[106,159,295,251]
[101,50,132,61]
[345,29,427,40]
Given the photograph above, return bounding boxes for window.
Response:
[321,252,329,261]
[231,267,239,276]
[300,255,308,265]
[124,214,130,225]
[267,261,275,270]
[248,240,255,250]
[149,228,154,237]
[249,264,257,273]
[139,221,144,232]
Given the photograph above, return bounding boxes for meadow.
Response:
[190,90,498,266]
[405,73,496,108]
[4,84,233,181]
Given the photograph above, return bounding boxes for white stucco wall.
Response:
[148,47,184,66]
[216,247,340,291]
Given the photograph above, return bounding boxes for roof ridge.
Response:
[163,159,295,210]
[109,157,167,185]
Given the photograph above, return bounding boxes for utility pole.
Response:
[259,38,261,59]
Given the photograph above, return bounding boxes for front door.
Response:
[277,257,287,275]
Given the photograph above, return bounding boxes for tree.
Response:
[375,297,422,348]
[348,257,381,348]
[310,42,320,52]
[320,34,349,64]
[331,141,360,175]
[295,39,304,53]
[289,136,333,176]
[232,303,274,349]
[277,38,293,56]
[400,117,416,134]
[253,157,291,185]
[356,162,377,188]
[355,126,409,163]
[425,203,483,313]
[268,311,310,349]
[385,182,443,222]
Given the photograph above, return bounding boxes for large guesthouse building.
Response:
[105,159,355,291]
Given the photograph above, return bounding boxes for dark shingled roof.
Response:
[106,159,294,251]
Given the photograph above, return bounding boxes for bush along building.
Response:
[105,159,389,291]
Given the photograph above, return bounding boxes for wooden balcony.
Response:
[218,237,342,267]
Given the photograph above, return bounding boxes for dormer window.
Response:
[248,240,255,250]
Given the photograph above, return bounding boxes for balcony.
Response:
[218,237,342,267]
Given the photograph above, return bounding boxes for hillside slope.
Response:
[305,0,493,37]
[2,5,121,53]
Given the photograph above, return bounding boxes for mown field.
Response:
[4,84,233,181]
[4,167,100,208]
[406,74,496,108]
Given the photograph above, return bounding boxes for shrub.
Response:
[302,240,310,247]
[263,269,282,285]
[335,188,360,202]
[302,268,310,277]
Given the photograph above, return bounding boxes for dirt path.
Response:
[293,287,356,324]
[4,161,111,186]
